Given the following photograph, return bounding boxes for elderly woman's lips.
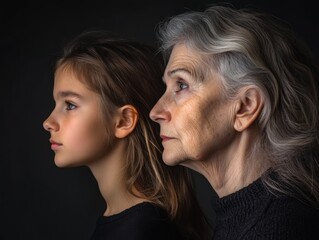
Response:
[160,135,174,142]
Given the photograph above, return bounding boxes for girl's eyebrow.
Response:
[56,91,83,99]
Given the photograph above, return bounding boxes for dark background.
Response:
[2,1,318,239]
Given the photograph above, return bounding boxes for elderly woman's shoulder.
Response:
[254,195,319,239]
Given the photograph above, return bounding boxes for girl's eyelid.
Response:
[65,98,76,103]
[64,100,78,111]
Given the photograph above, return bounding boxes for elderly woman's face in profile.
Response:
[150,44,236,168]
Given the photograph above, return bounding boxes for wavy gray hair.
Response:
[157,5,319,206]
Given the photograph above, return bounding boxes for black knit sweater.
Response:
[90,202,183,240]
[212,173,319,240]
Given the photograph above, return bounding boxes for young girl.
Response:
[43,31,210,240]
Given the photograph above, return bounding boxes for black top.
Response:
[212,172,319,240]
[90,202,183,240]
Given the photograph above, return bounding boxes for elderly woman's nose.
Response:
[150,98,171,123]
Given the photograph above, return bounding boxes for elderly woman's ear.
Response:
[233,86,264,132]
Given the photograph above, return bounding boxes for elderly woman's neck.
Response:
[211,159,269,198]
[190,130,270,198]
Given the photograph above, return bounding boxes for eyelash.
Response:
[65,101,77,111]
[175,80,188,92]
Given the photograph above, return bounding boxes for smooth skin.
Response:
[43,68,145,216]
[150,44,269,197]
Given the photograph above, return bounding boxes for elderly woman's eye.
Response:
[176,81,188,92]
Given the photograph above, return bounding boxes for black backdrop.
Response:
[2,1,318,239]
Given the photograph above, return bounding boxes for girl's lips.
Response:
[49,139,62,150]
[51,143,61,150]
[49,139,61,144]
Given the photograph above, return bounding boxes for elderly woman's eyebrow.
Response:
[167,68,191,77]
[167,67,204,82]
[162,68,192,84]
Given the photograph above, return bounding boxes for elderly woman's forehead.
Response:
[167,44,217,81]
[168,44,201,66]
[170,44,201,59]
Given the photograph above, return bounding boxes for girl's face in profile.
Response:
[43,67,114,167]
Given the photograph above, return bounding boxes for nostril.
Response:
[149,111,162,123]
[151,115,167,123]
[150,108,171,123]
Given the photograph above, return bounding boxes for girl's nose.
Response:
[43,114,58,132]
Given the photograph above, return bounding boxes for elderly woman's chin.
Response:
[162,150,195,168]
[162,150,184,166]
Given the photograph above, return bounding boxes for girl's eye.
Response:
[176,81,188,92]
[65,101,77,111]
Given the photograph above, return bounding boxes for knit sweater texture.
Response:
[212,173,319,240]
[90,202,183,240]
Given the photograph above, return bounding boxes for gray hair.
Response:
[157,5,319,206]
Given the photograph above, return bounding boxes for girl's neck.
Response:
[88,139,148,216]
[103,188,147,216]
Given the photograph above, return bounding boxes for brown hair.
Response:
[55,30,211,239]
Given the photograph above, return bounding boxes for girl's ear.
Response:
[233,86,264,132]
[114,105,138,138]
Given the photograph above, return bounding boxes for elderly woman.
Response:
[150,5,319,240]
